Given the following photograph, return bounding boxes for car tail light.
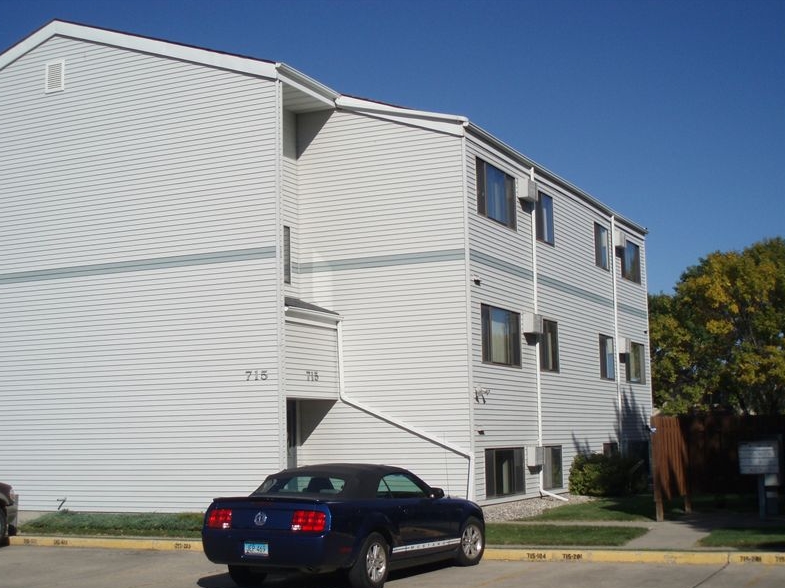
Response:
[207,508,232,529]
[291,510,326,532]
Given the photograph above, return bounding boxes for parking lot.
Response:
[3,546,785,588]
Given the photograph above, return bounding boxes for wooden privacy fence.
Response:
[650,414,785,521]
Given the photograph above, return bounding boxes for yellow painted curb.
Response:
[9,535,202,552]
[484,548,785,566]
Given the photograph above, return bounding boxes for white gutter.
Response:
[531,169,569,503]
[335,321,473,499]
[610,215,623,447]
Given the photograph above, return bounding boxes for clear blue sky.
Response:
[2,0,783,294]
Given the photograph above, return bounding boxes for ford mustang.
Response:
[202,463,484,588]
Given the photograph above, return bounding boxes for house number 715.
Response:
[306,370,319,382]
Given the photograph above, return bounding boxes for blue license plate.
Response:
[244,541,269,557]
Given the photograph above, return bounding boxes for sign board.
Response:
[739,440,780,475]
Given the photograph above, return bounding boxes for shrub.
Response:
[569,452,648,496]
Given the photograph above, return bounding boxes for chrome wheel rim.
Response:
[462,524,483,558]
[366,541,387,582]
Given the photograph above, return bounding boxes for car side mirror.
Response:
[429,487,445,499]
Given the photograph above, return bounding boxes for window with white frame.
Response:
[284,225,292,284]
[536,192,554,244]
[626,341,645,383]
[542,446,563,490]
[476,158,516,229]
[594,223,609,270]
[540,319,559,372]
[481,304,521,367]
[485,447,525,497]
[621,240,641,283]
[599,334,615,380]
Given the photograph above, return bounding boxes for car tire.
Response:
[0,509,7,542]
[348,532,389,588]
[455,516,484,566]
[227,565,267,587]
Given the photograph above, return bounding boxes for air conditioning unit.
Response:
[614,228,627,253]
[527,446,544,466]
[517,177,538,204]
[523,312,544,335]
[618,337,631,355]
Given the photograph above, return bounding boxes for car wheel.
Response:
[0,509,7,542]
[455,516,484,566]
[348,532,389,588]
[227,565,267,587]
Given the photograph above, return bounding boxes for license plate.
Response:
[243,541,269,557]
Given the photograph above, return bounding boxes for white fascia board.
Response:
[0,20,277,79]
[284,306,343,328]
[336,95,467,137]
[276,62,340,108]
[466,122,648,235]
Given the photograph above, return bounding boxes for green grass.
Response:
[486,523,648,546]
[21,510,203,538]
[529,494,759,522]
[698,527,785,550]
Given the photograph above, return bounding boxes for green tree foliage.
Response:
[650,237,785,415]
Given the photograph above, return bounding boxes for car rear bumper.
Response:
[202,530,355,573]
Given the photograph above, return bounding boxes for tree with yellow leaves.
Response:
[650,237,785,415]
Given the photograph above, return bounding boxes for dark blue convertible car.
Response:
[202,463,485,588]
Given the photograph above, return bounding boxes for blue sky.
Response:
[2,0,783,294]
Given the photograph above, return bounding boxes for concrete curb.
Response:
[9,536,785,565]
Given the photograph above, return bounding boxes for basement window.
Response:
[485,448,525,498]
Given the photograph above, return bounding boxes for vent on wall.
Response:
[45,60,65,93]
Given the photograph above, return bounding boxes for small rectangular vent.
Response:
[45,60,65,93]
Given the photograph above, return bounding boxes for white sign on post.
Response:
[739,440,780,475]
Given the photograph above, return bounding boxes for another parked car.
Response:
[202,463,484,588]
[1,482,19,544]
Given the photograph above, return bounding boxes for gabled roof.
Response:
[0,19,646,234]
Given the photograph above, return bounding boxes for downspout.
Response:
[532,170,567,502]
[611,216,623,449]
[335,321,474,498]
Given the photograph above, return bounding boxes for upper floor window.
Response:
[599,334,615,380]
[476,158,516,229]
[536,192,554,244]
[626,341,645,383]
[540,319,559,372]
[621,241,641,283]
[481,304,521,367]
[594,223,609,270]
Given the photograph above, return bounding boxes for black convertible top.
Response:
[253,463,430,501]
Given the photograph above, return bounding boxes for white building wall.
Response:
[294,110,474,488]
[0,36,282,511]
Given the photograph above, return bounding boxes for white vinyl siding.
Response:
[285,320,339,399]
[296,110,472,484]
[0,36,282,511]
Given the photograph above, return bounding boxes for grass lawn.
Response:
[698,527,785,550]
[486,523,647,546]
[21,511,203,538]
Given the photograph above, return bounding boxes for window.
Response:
[594,223,609,270]
[476,158,516,229]
[377,473,428,499]
[485,448,525,498]
[621,240,641,283]
[283,226,292,284]
[599,334,615,380]
[626,341,645,383]
[539,319,559,372]
[536,192,554,244]
[603,442,619,456]
[481,304,521,367]
[542,446,563,490]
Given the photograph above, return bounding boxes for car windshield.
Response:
[253,474,347,496]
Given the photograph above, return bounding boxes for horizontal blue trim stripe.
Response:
[298,249,465,273]
[470,249,534,281]
[0,247,276,285]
